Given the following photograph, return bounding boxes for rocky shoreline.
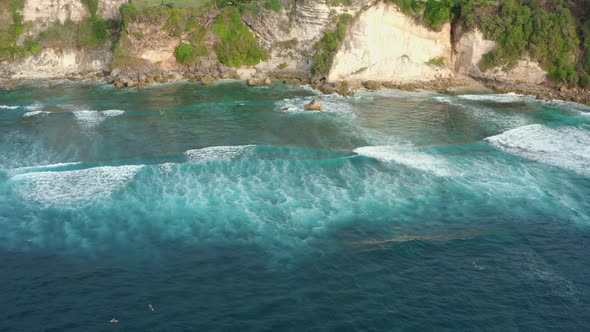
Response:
[2,69,590,107]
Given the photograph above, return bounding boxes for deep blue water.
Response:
[1,81,590,331]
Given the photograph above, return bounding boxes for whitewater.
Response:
[0,81,589,330]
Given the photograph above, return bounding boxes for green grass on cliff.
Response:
[212,7,268,66]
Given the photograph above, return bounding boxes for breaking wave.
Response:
[486,124,590,176]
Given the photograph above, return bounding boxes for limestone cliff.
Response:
[1,0,126,79]
[328,3,453,83]
[0,0,553,89]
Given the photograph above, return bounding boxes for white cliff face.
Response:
[328,3,454,83]
[22,0,126,24]
[23,0,88,24]
[8,48,110,79]
[455,30,547,85]
[246,0,373,75]
[98,0,128,20]
[6,0,125,79]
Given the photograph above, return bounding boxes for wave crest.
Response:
[354,145,451,176]
[486,124,590,176]
[185,145,255,163]
[11,165,143,205]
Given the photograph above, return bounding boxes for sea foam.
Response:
[11,165,143,205]
[354,145,451,176]
[73,109,125,128]
[457,93,527,103]
[185,145,255,163]
[486,124,590,176]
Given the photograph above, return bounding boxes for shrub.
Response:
[426,57,445,67]
[212,7,269,66]
[174,43,196,63]
[120,3,139,26]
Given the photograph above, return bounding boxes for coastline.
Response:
[3,71,590,107]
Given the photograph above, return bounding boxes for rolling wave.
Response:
[486,124,590,176]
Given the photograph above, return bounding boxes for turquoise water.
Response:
[1,81,590,330]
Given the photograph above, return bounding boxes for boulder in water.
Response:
[248,78,260,86]
[304,98,323,111]
[264,78,272,86]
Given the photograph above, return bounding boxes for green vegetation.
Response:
[212,7,268,66]
[163,9,185,36]
[331,0,352,6]
[134,0,210,9]
[174,43,196,63]
[278,62,288,69]
[426,57,445,67]
[0,0,30,60]
[312,14,352,76]
[264,0,281,12]
[120,3,139,26]
[81,0,99,16]
[382,0,584,86]
[478,1,579,85]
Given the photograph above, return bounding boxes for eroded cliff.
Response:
[0,0,579,93]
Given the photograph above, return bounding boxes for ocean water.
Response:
[1,81,589,331]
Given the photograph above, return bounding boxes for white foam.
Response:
[486,124,590,176]
[457,93,526,103]
[73,109,125,128]
[24,102,44,111]
[185,145,255,163]
[12,165,142,205]
[354,145,451,176]
[435,95,532,130]
[159,162,175,174]
[10,162,82,175]
[22,111,47,117]
[0,105,19,110]
[275,95,356,118]
[102,109,125,117]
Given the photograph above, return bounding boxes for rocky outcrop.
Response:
[328,3,454,83]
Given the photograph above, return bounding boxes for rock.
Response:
[304,98,323,111]
[91,76,98,84]
[264,78,272,86]
[293,81,301,89]
[218,63,229,74]
[110,68,121,78]
[363,80,382,90]
[201,76,216,85]
[126,81,137,88]
[248,78,260,86]
[115,81,125,89]
[49,81,57,87]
